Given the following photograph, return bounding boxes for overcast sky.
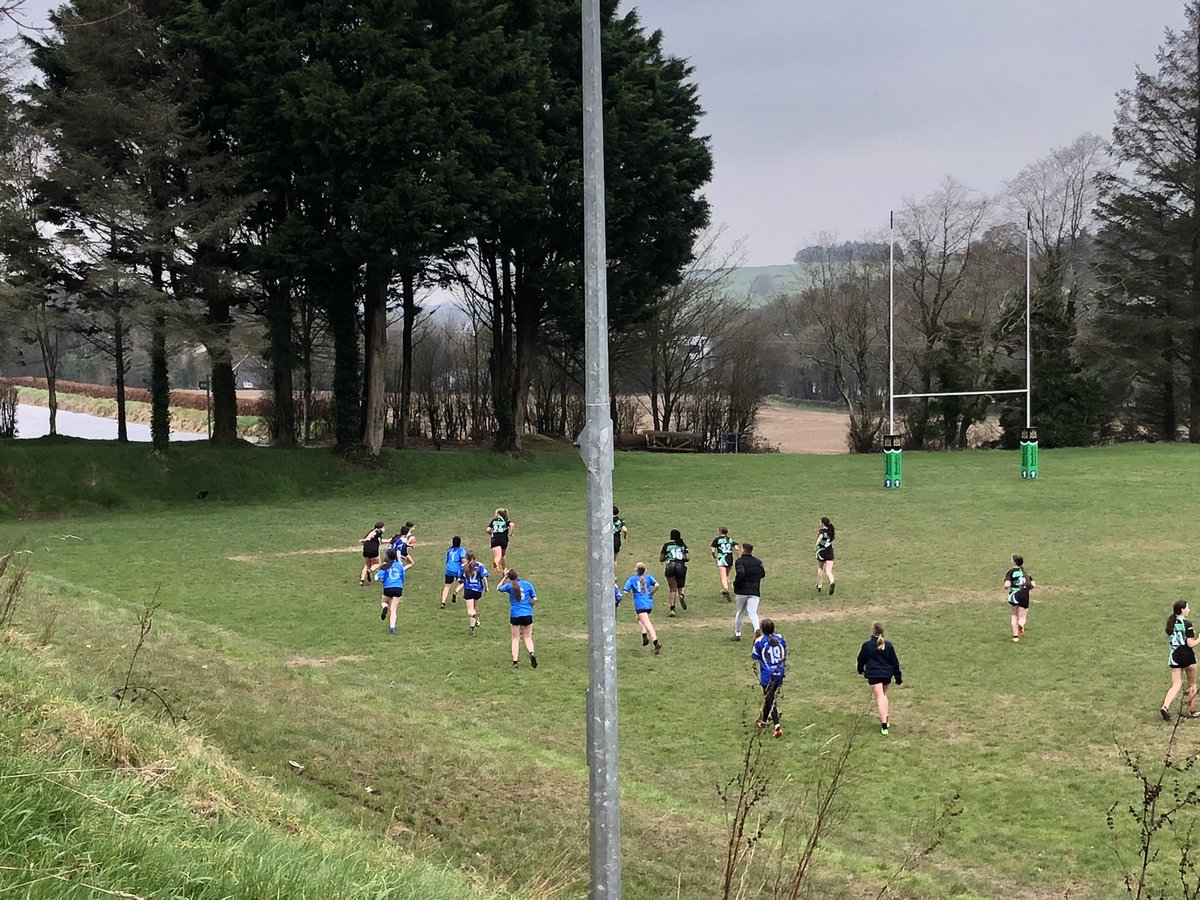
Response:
[633,1,1187,265]
[8,1,1189,266]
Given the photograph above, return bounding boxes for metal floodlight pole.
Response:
[1025,213,1032,428]
[888,211,895,435]
[581,2,622,898]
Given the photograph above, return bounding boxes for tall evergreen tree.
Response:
[1096,2,1200,442]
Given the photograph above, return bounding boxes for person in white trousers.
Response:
[732,542,765,641]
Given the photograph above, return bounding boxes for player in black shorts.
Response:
[613,506,628,563]
[659,529,689,617]
[359,520,385,586]
[815,517,835,596]
[487,508,514,573]
[710,526,739,601]
[1162,599,1200,720]
[1004,554,1036,642]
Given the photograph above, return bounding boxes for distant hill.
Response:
[699,263,831,305]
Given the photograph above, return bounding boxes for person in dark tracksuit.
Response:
[857,622,902,735]
[732,542,765,641]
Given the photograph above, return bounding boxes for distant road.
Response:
[14,405,206,442]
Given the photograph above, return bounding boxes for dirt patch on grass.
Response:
[283,655,367,668]
[227,546,357,562]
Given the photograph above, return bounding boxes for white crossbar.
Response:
[893,389,1028,400]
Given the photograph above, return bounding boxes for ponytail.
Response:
[872,621,886,651]
[1168,599,1188,635]
[821,516,835,540]
[635,562,647,596]
[507,569,522,601]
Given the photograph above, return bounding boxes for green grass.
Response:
[0,441,1198,898]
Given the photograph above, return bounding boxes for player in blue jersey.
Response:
[440,536,468,609]
[1162,599,1200,720]
[815,517,835,596]
[461,550,489,636]
[710,526,739,602]
[487,508,515,573]
[622,563,662,655]
[857,622,903,735]
[499,568,538,668]
[374,549,413,635]
[752,618,787,739]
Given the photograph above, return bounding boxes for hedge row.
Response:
[2,377,270,416]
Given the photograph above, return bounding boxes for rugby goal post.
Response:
[884,211,1037,489]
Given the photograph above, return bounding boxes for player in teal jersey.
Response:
[613,506,629,563]
[710,526,739,601]
[659,529,690,616]
[1161,599,1200,720]
[487,508,514,573]
[1003,554,1037,642]
[815,517,835,596]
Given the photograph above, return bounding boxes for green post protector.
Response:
[1020,427,1039,480]
[883,434,902,489]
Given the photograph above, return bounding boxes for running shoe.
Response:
[642,633,650,646]
[669,608,676,617]
[469,625,475,637]
[1012,636,1020,643]
[755,719,767,730]
[512,660,519,668]
[722,589,731,602]
[880,724,889,736]
[733,634,741,641]
[828,583,835,596]
[389,627,395,635]
[530,654,538,669]
[653,642,661,656]
[1161,706,1172,721]
[679,595,688,611]
[772,724,782,739]
[380,606,387,621]
[816,585,823,593]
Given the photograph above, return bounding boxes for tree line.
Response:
[0,0,715,453]
[766,2,1200,450]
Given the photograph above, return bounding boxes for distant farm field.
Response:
[1,441,1198,898]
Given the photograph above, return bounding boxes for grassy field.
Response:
[0,439,1198,898]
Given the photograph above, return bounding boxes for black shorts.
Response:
[510,615,533,627]
[463,589,483,601]
[817,548,834,562]
[444,574,460,585]
[383,587,404,599]
[716,554,732,569]
[363,548,379,560]
[867,676,892,686]
[613,536,622,555]
[1172,646,1197,669]
[665,561,687,586]
[491,534,509,550]
[1009,589,1030,609]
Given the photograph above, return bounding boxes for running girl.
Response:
[487,508,514,573]
[752,618,787,739]
[1161,599,1200,720]
[710,526,739,602]
[440,536,467,609]
[1004,554,1036,642]
[659,529,690,617]
[498,569,537,668]
[375,549,413,635]
[400,521,417,565]
[815,517,835,596]
[622,563,662,655]
[359,521,385,586]
[461,550,489,636]
[857,622,902,735]
[613,506,629,562]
